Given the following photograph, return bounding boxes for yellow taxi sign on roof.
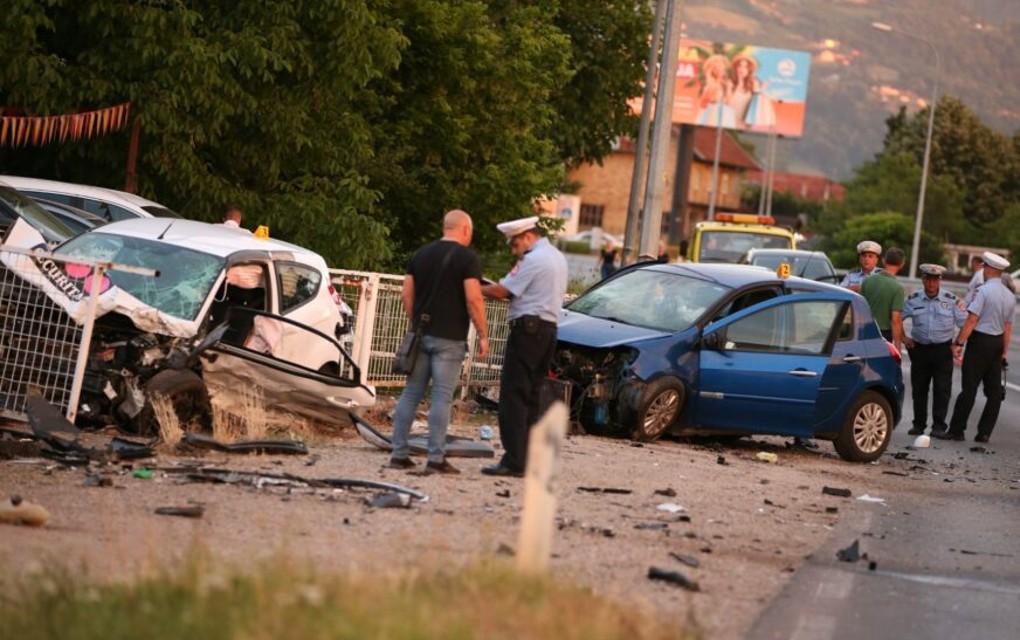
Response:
[777,262,791,278]
[254,225,270,240]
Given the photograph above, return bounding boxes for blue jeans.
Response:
[391,335,467,463]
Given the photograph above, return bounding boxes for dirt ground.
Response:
[0,399,971,639]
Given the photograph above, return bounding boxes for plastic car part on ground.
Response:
[183,431,309,455]
[352,413,496,459]
[175,466,427,502]
[0,495,51,527]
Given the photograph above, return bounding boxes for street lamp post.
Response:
[872,21,941,280]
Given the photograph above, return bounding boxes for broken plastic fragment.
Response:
[367,492,411,509]
[154,505,205,518]
[822,486,852,498]
[755,451,778,464]
[836,539,860,562]
[656,502,686,513]
[856,494,886,504]
[647,566,700,591]
[0,495,50,527]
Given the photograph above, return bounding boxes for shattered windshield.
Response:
[57,232,224,320]
[567,269,731,332]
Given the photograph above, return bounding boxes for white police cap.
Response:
[981,251,1010,271]
[918,263,946,277]
[496,215,540,242]
[856,240,881,255]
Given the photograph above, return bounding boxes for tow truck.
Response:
[687,214,797,263]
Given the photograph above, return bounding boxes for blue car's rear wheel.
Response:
[834,390,892,462]
[627,378,685,442]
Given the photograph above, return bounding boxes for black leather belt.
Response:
[509,315,556,329]
[913,341,951,348]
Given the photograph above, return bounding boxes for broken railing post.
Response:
[516,401,567,574]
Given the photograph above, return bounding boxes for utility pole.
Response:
[638,0,684,260]
[622,0,666,267]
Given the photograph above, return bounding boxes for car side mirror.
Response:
[702,331,723,351]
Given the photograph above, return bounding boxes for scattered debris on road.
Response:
[648,566,700,592]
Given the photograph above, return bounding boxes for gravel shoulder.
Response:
[1,407,1001,639]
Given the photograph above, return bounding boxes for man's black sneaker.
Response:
[387,457,416,469]
[424,459,460,475]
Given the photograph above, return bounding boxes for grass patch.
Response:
[1,554,691,640]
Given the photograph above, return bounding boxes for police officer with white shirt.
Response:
[480,216,568,477]
[902,264,967,435]
[839,240,882,292]
[936,251,1016,443]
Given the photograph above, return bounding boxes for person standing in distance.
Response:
[599,239,618,280]
[222,204,244,228]
[936,251,1016,443]
[964,254,985,305]
[860,247,905,351]
[388,209,489,475]
[902,264,968,436]
[480,216,568,477]
[840,240,882,292]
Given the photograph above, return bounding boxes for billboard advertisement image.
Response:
[633,39,812,138]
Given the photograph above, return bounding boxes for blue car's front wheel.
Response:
[834,390,892,462]
[626,378,685,442]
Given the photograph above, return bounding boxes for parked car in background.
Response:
[0,175,182,222]
[742,248,840,283]
[0,183,77,243]
[552,262,904,462]
[33,198,108,235]
[1,217,371,434]
[564,228,623,249]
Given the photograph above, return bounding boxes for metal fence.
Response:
[329,269,510,394]
[0,248,84,421]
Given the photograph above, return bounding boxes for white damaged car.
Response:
[1,217,374,433]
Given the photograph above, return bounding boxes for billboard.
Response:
[633,39,812,138]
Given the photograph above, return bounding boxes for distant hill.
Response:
[682,0,1020,180]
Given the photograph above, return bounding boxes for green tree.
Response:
[1,1,653,271]
[883,96,1018,229]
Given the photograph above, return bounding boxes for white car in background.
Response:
[1,217,372,434]
[0,175,181,222]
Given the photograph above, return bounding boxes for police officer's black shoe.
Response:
[907,426,926,435]
[974,434,990,443]
[932,430,964,441]
[481,464,524,478]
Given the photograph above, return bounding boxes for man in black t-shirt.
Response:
[387,210,489,475]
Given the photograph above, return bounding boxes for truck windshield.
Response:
[699,231,792,263]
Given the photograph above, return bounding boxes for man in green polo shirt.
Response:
[860,247,905,351]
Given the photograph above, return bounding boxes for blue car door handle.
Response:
[842,355,863,363]
[788,369,818,377]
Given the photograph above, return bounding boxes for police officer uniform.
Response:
[839,240,882,290]
[901,264,967,435]
[481,216,568,476]
[938,252,1017,443]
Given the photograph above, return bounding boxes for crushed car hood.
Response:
[557,310,671,348]
[0,219,200,337]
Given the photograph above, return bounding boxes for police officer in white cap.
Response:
[936,251,1016,443]
[481,215,568,476]
[902,264,967,436]
[839,240,882,292]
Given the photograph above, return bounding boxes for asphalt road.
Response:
[748,315,1020,640]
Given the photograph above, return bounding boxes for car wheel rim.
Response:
[853,401,888,454]
[643,390,680,435]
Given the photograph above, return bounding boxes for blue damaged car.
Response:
[551,262,904,462]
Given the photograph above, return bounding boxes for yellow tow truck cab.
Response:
[687,213,797,263]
